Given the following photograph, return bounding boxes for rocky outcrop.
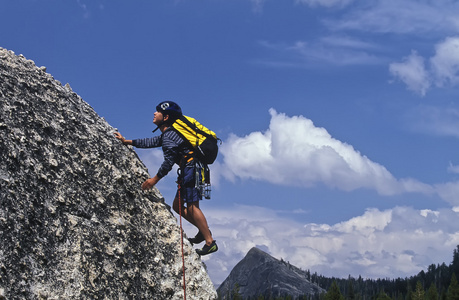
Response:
[0,48,216,299]
[217,247,324,299]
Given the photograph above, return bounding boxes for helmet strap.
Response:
[152,118,171,133]
[152,125,161,133]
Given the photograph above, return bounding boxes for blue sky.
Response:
[3,0,459,286]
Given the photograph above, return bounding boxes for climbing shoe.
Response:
[188,231,204,245]
[188,230,212,245]
[196,240,218,256]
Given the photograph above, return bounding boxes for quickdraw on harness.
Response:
[195,161,211,200]
[181,151,212,200]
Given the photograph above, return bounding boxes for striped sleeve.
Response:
[156,129,185,178]
[132,136,162,148]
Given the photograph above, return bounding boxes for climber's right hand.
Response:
[114,132,132,145]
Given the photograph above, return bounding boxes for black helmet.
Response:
[156,101,182,118]
[152,101,182,133]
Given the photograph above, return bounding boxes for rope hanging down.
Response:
[178,182,187,300]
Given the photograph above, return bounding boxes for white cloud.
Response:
[201,204,459,285]
[448,162,459,174]
[257,37,383,68]
[434,181,459,206]
[390,36,459,95]
[324,0,459,34]
[220,109,432,196]
[389,51,430,96]
[332,208,391,235]
[295,0,354,8]
[431,37,459,87]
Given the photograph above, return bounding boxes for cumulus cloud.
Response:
[390,37,459,95]
[199,204,459,284]
[220,109,432,195]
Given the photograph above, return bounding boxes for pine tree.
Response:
[346,277,355,300]
[406,283,413,300]
[447,273,459,300]
[376,291,392,300]
[427,283,439,300]
[412,281,425,300]
[442,289,448,300]
[452,246,459,279]
[326,281,345,300]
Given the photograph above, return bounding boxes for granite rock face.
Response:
[217,247,324,299]
[0,48,216,299]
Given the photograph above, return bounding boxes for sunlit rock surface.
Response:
[0,47,216,299]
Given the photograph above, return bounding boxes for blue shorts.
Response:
[176,164,202,204]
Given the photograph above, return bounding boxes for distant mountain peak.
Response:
[247,246,273,257]
[217,247,325,299]
[244,247,277,264]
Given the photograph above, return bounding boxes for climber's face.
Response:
[153,111,169,126]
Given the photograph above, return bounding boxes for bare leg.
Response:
[173,197,213,246]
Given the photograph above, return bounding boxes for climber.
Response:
[114,101,218,256]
